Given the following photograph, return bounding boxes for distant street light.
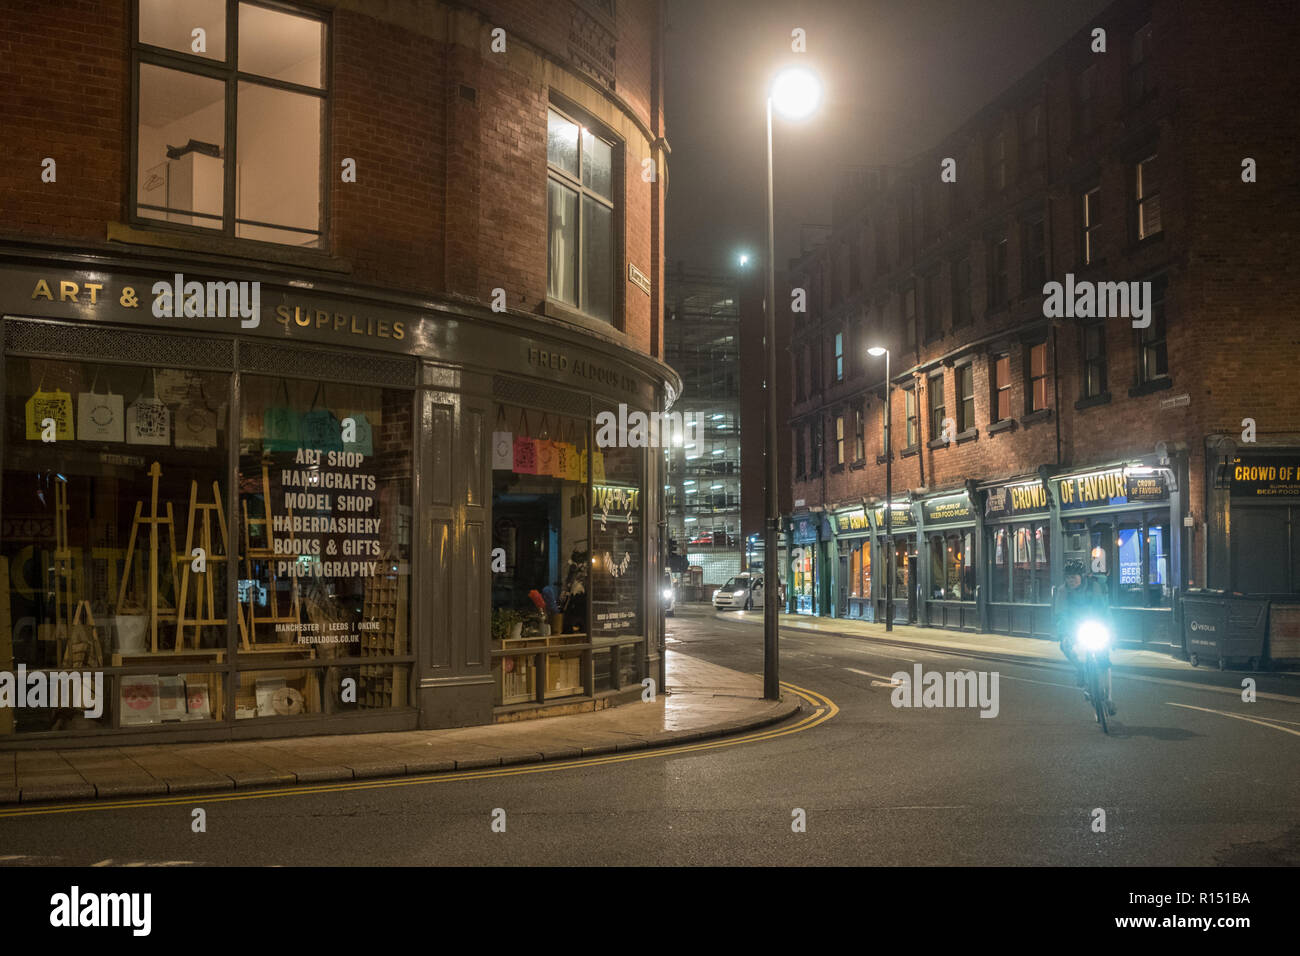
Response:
[738,253,750,267]
[867,346,892,632]
[763,66,822,701]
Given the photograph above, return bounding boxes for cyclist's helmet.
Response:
[1064,559,1086,576]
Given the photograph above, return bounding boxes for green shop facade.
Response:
[788,457,1184,647]
[0,245,678,745]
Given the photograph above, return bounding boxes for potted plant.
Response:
[492,608,524,642]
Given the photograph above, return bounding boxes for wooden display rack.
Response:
[241,460,302,649]
[358,556,408,708]
[115,462,180,654]
[497,632,586,702]
[174,479,248,652]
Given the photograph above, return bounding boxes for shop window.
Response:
[1032,523,1051,603]
[237,375,412,717]
[992,354,1012,422]
[893,539,910,601]
[849,544,862,598]
[929,534,945,600]
[134,0,326,246]
[3,356,230,733]
[1136,155,1162,241]
[931,530,974,601]
[1026,342,1048,412]
[990,521,1049,605]
[1082,323,1107,398]
[990,527,1010,602]
[547,106,617,323]
[956,364,975,433]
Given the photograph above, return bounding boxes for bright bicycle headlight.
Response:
[662,588,673,601]
[1078,619,1111,651]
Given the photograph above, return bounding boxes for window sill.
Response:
[1020,408,1053,426]
[901,445,920,459]
[109,221,351,274]
[1075,391,1112,410]
[849,459,867,471]
[831,463,845,474]
[925,437,949,450]
[1129,231,1165,252]
[876,453,893,465]
[543,297,619,335]
[955,428,979,445]
[988,418,1017,435]
[1128,377,1173,398]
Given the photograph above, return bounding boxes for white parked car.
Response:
[712,573,772,611]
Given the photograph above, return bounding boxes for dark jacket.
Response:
[1054,577,1112,639]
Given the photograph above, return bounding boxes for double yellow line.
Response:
[0,681,838,820]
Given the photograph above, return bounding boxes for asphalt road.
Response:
[2,605,1298,866]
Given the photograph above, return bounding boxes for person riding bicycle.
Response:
[1054,559,1117,715]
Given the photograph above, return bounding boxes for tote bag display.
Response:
[174,403,218,449]
[25,387,74,441]
[126,370,170,446]
[263,380,300,452]
[491,406,513,470]
[341,411,374,456]
[77,372,124,442]
[300,385,342,453]
[512,409,538,475]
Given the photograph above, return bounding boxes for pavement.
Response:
[0,652,800,806]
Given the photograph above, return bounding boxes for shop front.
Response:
[871,499,917,625]
[0,253,671,744]
[832,505,872,620]
[982,475,1054,639]
[918,490,978,631]
[1053,464,1178,646]
[789,513,821,615]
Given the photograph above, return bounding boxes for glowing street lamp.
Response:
[762,66,822,700]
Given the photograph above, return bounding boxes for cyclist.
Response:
[1054,558,1117,716]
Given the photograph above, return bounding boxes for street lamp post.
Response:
[763,67,820,701]
[868,346,892,632]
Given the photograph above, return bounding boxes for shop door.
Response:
[907,553,919,623]
[838,553,849,616]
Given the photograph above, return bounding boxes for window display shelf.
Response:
[112,648,225,667]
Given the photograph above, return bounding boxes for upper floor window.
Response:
[811,419,824,474]
[548,106,617,323]
[794,349,805,400]
[989,235,1009,309]
[1082,322,1107,398]
[810,342,822,393]
[921,270,941,343]
[854,404,866,462]
[1075,63,1099,138]
[835,414,845,465]
[1023,218,1046,292]
[1081,187,1102,265]
[1128,23,1154,103]
[956,364,975,432]
[880,400,891,456]
[1020,103,1044,171]
[952,255,972,327]
[904,387,919,449]
[1026,342,1049,412]
[134,0,327,246]
[988,130,1007,192]
[834,332,844,382]
[1138,276,1169,383]
[1136,155,1163,241]
[795,426,806,478]
[992,353,1012,421]
[903,285,917,348]
[928,374,946,442]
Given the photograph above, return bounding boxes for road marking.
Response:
[90,859,113,866]
[1166,702,1300,738]
[846,667,901,683]
[0,682,839,820]
[1000,674,1078,690]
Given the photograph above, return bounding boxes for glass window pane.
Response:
[991,528,1009,601]
[1033,523,1050,602]
[1146,517,1170,607]
[235,82,321,245]
[238,3,325,88]
[547,110,580,177]
[929,534,945,599]
[547,179,578,306]
[1117,521,1143,605]
[137,64,225,228]
[582,196,613,322]
[582,127,613,199]
[139,0,226,60]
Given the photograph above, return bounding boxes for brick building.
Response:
[0,0,676,743]
[785,0,1300,654]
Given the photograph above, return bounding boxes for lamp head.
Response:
[771,67,822,120]
[867,346,887,357]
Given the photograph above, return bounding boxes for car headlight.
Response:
[1077,619,1110,651]
[662,589,672,601]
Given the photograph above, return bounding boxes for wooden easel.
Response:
[174,480,247,652]
[115,462,179,653]
[50,476,84,662]
[241,460,301,646]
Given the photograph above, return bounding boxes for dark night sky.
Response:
[664,0,1115,272]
